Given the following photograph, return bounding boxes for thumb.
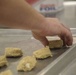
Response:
[32,32,49,46]
[37,36,49,46]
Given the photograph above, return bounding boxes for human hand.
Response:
[32,18,73,46]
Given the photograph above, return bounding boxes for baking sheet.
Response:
[60,59,76,75]
[37,44,76,75]
[0,37,69,75]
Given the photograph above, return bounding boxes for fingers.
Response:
[59,35,66,46]
[60,24,73,46]
[64,31,73,46]
[37,36,49,46]
[61,23,70,31]
[32,32,49,46]
[32,17,73,46]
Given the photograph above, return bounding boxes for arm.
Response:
[0,0,73,46]
[0,0,45,31]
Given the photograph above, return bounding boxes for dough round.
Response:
[33,46,52,59]
[49,40,63,49]
[0,55,8,68]
[5,48,23,57]
[0,70,13,75]
[17,56,37,72]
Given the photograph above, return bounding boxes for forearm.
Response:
[0,0,45,31]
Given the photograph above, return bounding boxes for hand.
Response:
[32,18,73,46]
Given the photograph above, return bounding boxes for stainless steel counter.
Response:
[0,1,76,75]
[0,29,76,75]
[0,29,69,75]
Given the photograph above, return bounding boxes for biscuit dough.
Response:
[0,56,8,67]
[33,46,52,59]
[17,56,37,72]
[0,70,13,75]
[5,48,23,57]
[49,40,63,49]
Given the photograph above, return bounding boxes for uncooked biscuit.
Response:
[17,56,37,72]
[5,48,23,57]
[0,70,13,75]
[33,46,52,59]
[49,40,63,49]
[0,55,8,68]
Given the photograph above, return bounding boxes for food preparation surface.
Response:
[0,33,69,75]
[37,44,76,75]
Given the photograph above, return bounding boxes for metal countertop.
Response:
[0,29,69,75]
[0,1,76,75]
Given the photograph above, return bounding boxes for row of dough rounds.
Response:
[0,40,63,75]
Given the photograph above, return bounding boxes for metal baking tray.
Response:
[0,37,69,75]
[37,44,76,75]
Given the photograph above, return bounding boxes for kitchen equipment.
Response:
[0,32,69,75]
[37,44,76,75]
